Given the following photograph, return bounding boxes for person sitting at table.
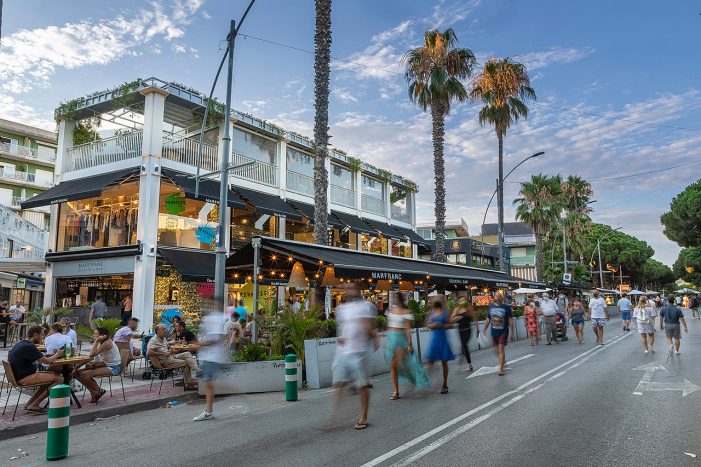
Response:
[45,322,73,355]
[225,312,243,351]
[167,316,183,340]
[72,327,121,403]
[173,321,197,344]
[114,317,142,356]
[8,325,64,414]
[147,324,200,391]
[8,299,26,336]
[59,317,78,349]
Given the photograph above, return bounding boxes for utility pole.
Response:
[597,238,604,288]
[562,224,568,274]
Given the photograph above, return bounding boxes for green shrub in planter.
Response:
[235,343,270,362]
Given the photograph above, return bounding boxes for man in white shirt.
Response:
[59,318,78,348]
[540,293,559,345]
[617,294,633,332]
[8,299,25,321]
[587,291,610,345]
[45,323,74,355]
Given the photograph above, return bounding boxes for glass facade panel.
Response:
[360,234,387,255]
[361,175,383,199]
[330,164,353,190]
[233,128,277,165]
[56,181,139,252]
[332,228,358,250]
[390,185,412,223]
[286,147,314,177]
[285,216,314,244]
[230,205,278,251]
[391,239,412,258]
[158,182,219,250]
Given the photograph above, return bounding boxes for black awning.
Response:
[289,201,343,227]
[21,168,138,209]
[392,225,430,246]
[159,247,215,282]
[161,169,245,209]
[362,219,403,241]
[234,187,302,220]
[331,211,374,234]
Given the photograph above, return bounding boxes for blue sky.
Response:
[2,0,700,268]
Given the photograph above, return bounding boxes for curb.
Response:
[0,391,200,441]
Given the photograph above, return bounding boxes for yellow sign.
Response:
[619,284,631,292]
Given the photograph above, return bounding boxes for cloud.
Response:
[427,0,482,29]
[332,88,358,104]
[241,99,270,113]
[0,0,203,94]
[0,95,55,130]
[519,47,595,71]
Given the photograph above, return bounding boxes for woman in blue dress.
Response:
[425,299,455,394]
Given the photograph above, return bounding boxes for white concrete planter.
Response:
[514,316,527,340]
[198,360,302,395]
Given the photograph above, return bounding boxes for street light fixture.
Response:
[480,151,544,272]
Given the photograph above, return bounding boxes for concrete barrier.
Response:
[199,360,302,395]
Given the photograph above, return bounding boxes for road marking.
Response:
[360,332,630,467]
[632,362,701,397]
[466,354,534,379]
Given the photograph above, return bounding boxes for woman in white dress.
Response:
[632,296,657,354]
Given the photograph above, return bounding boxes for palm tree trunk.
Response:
[431,103,446,263]
[497,131,505,272]
[535,233,544,282]
[312,0,331,246]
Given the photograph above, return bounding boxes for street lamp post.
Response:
[481,151,544,272]
[590,226,622,288]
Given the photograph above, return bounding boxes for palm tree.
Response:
[514,174,563,281]
[313,0,332,245]
[470,57,536,270]
[403,29,476,262]
[561,175,594,262]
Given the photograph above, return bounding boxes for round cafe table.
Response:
[47,355,92,408]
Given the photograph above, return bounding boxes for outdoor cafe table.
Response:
[170,343,200,353]
[50,355,92,408]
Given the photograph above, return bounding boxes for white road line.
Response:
[360,332,630,467]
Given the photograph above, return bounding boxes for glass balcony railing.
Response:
[230,152,278,187]
[331,185,355,208]
[286,171,314,196]
[362,194,385,216]
[0,141,56,162]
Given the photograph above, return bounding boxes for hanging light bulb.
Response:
[321,266,339,287]
[287,261,307,289]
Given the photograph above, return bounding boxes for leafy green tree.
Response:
[660,179,701,247]
[641,258,675,290]
[514,174,563,281]
[587,224,654,287]
[403,28,476,262]
[673,246,701,286]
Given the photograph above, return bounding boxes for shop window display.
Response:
[230,205,278,251]
[56,181,139,252]
[285,216,314,244]
[391,239,413,258]
[332,227,358,250]
[361,234,387,255]
[158,182,219,250]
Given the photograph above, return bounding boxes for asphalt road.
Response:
[3,313,700,466]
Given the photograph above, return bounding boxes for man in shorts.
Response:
[483,293,515,376]
[659,295,688,355]
[587,291,609,345]
[617,293,633,331]
[332,283,378,430]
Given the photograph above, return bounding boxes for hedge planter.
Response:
[198,360,302,395]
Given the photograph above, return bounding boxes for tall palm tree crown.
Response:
[514,174,563,281]
[403,28,475,262]
[312,0,332,245]
[560,175,594,262]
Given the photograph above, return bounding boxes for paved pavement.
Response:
[2,312,700,466]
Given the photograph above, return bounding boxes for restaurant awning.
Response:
[331,211,374,235]
[21,168,139,209]
[161,169,246,209]
[227,236,541,287]
[287,201,344,227]
[234,187,302,220]
[159,246,215,282]
[391,225,430,247]
[362,219,403,241]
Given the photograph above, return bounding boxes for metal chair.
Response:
[2,361,44,421]
[148,356,186,395]
[81,350,129,403]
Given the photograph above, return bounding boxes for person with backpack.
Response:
[689,295,699,319]
[632,296,657,354]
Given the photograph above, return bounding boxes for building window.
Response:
[391,239,412,258]
[56,181,139,252]
[510,247,527,257]
[286,147,314,196]
[332,227,358,250]
[417,228,434,240]
[232,128,277,165]
[361,175,384,215]
[230,205,278,251]
[330,164,355,207]
[158,181,219,250]
[361,234,387,255]
[285,216,314,244]
[390,185,411,223]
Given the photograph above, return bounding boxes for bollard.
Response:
[285,354,298,401]
[46,384,71,461]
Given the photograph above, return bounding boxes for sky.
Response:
[1,0,700,268]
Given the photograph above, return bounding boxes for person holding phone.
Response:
[73,327,121,403]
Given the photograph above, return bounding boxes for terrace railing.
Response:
[331,185,355,208]
[64,130,143,172]
[286,171,314,196]
[361,194,385,216]
[230,152,277,186]
[0,142,56,162]
[162,135,219,172]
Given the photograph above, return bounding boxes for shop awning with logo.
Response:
[331,211,374,235]
[161,169,246,209]
[159,247,216,282]
[234,187,302,221]
[226,236,542,288]
[21,168,139,209]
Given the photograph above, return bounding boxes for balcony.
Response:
[286,171,314,196]
[361,194,385,216]
[331,185,355,208]
[162,135,218,171]
[230,152,277,187]
[0,141,56,164]
[0,169,53,188]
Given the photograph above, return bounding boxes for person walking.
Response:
[540,293,559,345]
[587,291,609,345]
[331,283,378,430]
[482,292,515,376]
[569,299,586,344]
[88,295,107,324]
[425,298,455,394]
[689,294,699,320]
[659,295,688,355]
[632,296,657,354]
[193,301,226,422]
[617,293,633,332]
[451,298,475,371]
[387,292,428,399]
[524,301,538,346]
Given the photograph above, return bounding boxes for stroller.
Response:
[556,312,568,342]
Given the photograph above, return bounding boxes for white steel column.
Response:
[279,139,288,195]
[133,87,167,329]
[325,157,332,214]
[55,119,74,180]
[355,170,362,216]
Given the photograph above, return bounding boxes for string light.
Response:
[271,254,277,260]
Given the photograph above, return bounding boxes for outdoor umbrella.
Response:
[627,290,647,296]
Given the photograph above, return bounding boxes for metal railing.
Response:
[230,152,278,186]
[10,196,23,207]
[0,204,47,258]
[64,130,143,172]
[286,171,314,196]
[162,135,219,171]
[390,205,411,224]
[361,194,385,216]
[0,142,56,162]
[331,185,355,208]
[0,169,53,187]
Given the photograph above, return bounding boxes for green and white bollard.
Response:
[285,354,298,401]
[46,384,71,461]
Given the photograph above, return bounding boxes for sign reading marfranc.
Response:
[370,271,403,281]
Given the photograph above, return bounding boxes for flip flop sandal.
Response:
[91,388,107,403]
[390,392,399,400]
[354,422,369,430]
[440,386,449,394]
